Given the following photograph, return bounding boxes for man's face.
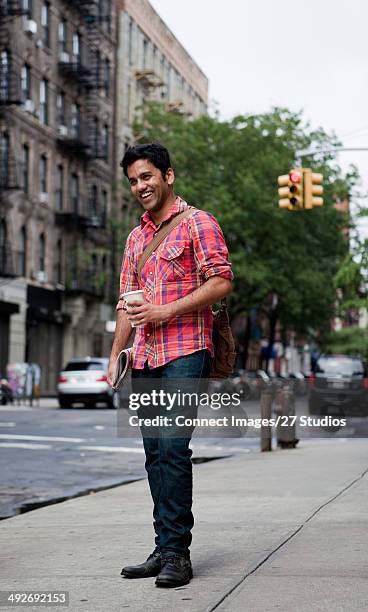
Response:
[127,159,174,213]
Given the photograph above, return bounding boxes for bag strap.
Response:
[137,206,196,278]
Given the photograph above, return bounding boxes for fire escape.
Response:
[56,0,111,297]
[0,1,25,189]
[0,1,27,277]
[135,69,164,91]
[56,0,110,229]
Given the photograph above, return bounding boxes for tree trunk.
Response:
[242,314,252,370]
[265,309,278,374]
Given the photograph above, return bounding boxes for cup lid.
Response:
[122,290,144,297]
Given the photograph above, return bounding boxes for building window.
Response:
[72,31,81,61]
[95,50,100,86]
[0,220,7,272]
[39,233,45,272]
[18,227,26,276]
[21,144,29,193]
[55,239,62,283]
[0,50,10,102]
[39,79,48,124]
[22,0,32,18]
[21,64,31,101]
[70,103,80,138]
[55,164,63,211]
[127,81,131,121]
[58,19,67,56]
[143,38,147,69]
[102,124,108,160]
[0,132,9,187]
[41,2,50,48]
[104,58,110,96]
[93,118,98,156]
[39,155,47,195]
[102,189,108,216]
[98,0,104,21]
[70,174,79,214]
[106,0,111,33]
[90,184,98,216]
[128,18,133,65]
[56,91,65,126]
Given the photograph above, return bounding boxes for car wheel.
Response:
[59,399,72,409]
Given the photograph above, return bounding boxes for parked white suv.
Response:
[57,357,118,409]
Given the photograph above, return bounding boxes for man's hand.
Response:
[107,309,134,388]
[107,358,116,388]
[125,301,172,326]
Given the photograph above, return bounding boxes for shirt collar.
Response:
[140,196,188,229]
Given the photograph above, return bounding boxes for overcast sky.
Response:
[150,0,368,236]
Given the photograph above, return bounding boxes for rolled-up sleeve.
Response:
[115,232,140,311]
[189,211,233,281]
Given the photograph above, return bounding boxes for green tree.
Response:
[322,199,368,360]
[134,103,358,365]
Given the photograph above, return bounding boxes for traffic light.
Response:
[303,169,324,209]
[278,169,303,210]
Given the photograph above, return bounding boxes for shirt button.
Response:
[146,333,150,338]
[149,271,153,275]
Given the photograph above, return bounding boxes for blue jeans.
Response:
[131,349,211,557]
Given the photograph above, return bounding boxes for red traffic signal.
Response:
[289,171,302,183]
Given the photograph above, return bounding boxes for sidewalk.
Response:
[1,439,367,611]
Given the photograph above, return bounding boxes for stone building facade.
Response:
[116,0,208,160]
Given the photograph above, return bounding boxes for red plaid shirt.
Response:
[116,197,233,369]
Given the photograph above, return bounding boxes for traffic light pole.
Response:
[296,147,368,166]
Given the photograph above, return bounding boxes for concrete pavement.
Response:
[1,438,367,611]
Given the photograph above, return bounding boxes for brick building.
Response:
[0,0,117,393]
[0,0,208,395]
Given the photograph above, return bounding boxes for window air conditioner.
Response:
[23,99,35,113]
[58,124,68,137]
[23,19,37,35]
[59,52,70,63]
[40,192,48,203]
[89,215,101,227]
[35,270,48,283]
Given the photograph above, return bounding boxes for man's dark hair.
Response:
[120,142,172,179]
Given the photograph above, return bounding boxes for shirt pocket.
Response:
[158,242,187,281]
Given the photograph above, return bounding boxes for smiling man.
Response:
[108,142,233,588]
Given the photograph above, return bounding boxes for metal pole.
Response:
[260,388,272,452]
[275,386,298,449]
[296,147,368,160]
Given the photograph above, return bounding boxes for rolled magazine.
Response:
[111,347,133,390]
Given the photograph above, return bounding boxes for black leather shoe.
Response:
[155,555,193,588]
[121,549,162,578]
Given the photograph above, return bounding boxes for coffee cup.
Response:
[122,290,145,327]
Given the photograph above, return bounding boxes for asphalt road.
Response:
[0,399,261,519]
[1,396,367,519]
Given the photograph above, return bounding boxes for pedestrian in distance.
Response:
[107,142,233,588]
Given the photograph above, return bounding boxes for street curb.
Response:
[1,454,232,521]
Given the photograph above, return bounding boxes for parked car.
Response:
[57,357,119,408]
[309,355,368,418]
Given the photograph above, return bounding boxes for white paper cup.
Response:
[122,290,145,327]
